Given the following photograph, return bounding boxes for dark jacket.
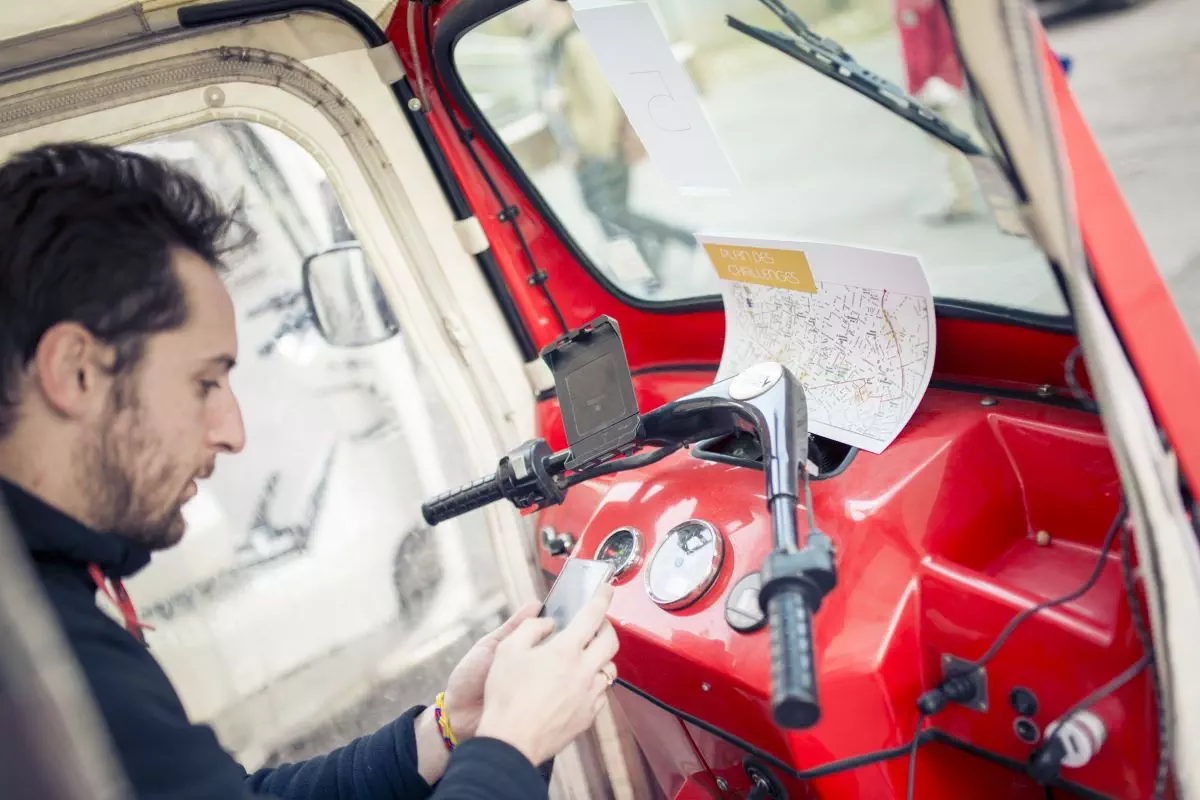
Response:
[2,479,547,800]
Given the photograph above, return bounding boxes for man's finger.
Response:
[559,583,614,650]
[507,616,556,648]
[583,622,619,670]
[489,602,541,642]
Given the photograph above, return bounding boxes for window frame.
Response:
[434,0,1076,335]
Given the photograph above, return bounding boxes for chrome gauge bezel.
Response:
[644,519,726,610]
[593,526,644,578]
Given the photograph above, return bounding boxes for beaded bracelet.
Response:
[433,692,458,753]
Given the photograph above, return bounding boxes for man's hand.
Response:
[443,602,541,740]
[475,584,619,767]
[414,602,542,785]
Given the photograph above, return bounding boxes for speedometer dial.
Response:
[645,520,726,610]
[594,527,643,578]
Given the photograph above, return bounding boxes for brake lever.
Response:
[639,363,803,541]
[646,362,837,730]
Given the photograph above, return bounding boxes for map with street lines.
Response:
[704,236,935,454]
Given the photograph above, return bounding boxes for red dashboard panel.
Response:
[536,388,1153,798]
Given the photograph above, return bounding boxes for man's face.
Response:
[86,249,245,549]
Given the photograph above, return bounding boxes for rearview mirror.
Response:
[302,243,400,348]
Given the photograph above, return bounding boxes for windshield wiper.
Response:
[727,0,983,156]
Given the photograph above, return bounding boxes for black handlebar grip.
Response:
[421,474,504,526]
[767,589,821,729]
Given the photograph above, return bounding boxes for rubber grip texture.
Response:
[421,473,503,526]
[768,590,820,729]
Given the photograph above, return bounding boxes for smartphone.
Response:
[539,558,615,634]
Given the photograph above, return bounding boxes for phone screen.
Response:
[539,558,615,634]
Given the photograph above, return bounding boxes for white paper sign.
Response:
[570,2,739,191]
[700,235,937,454]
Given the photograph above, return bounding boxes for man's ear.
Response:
[30,323,110,421]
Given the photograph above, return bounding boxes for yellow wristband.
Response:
[434,692,458,751]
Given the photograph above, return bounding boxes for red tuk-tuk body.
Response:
[384,2,1192,797]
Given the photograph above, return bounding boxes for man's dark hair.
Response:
[0,142,248,435]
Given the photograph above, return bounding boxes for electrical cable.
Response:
[563,445,682,486]
[905,714,925,800]
[969,500,1126,669]
[1060,656,1150,725]
[614,677,920,781]
[917,502,1127,722]
[1063,345,1097,411]
[419,1,569,335]
[612,677,1112,797]
[1120,522,1169,800]
[802,444,816,534]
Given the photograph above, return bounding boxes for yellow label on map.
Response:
[703,243,817,293]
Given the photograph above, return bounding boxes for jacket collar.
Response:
[0,478,151,579]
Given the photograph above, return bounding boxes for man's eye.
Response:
[198,380,220,396]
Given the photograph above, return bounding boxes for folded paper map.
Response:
[700,235,936,454]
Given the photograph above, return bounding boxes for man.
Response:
[0,142,619,798]
[523,0,695,290]
[894,0,979,223]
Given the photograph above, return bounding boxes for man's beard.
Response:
[82,391,189,550]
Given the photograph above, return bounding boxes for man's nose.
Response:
[209,388,246,454]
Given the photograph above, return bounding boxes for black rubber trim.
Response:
[613,678,1111,798]
[177,0,538,361]
[692,436,858,482]
[432,0,1079,335]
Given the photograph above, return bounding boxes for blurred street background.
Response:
[1046,0,1200,343]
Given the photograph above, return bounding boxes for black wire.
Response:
[613,677,922,780]
[563,445,682,486]
[1120,524,1169,799]
[1063,345,1098,411]
[419,1,569,335]
[906,714,925,800]
[1060,656,1149,723]
[969,500,1126,669]
[802,446,817,534]
[612,677,1112,797]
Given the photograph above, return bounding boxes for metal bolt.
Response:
[407,97,423,112]
[701,682,711,692]
[980,397,998,407]
[1036,384,1054,398]
[715,777,729,792]
[1035,530,1051,546]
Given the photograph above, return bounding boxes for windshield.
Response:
[454,0,1067,318]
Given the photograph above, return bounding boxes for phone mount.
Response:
[541,316,641,471]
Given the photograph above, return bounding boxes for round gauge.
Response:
[594,527,643,578]
[645,520,726,610]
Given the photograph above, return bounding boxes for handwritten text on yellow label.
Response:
[703,243,817,293]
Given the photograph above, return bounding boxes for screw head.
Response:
[407,97,423,112]
[715,777,729,791]
[701,682,711,692]
[980,396,998,407]
[1035,530,1052,546]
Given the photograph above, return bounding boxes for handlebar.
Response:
[768,590,819,727]
[422,474,504,526]
[421,439,567,528]
[420,362,836,730]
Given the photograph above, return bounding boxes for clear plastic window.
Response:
[454,0,1067,317]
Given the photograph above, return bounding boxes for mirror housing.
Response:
[301,243,400,348]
